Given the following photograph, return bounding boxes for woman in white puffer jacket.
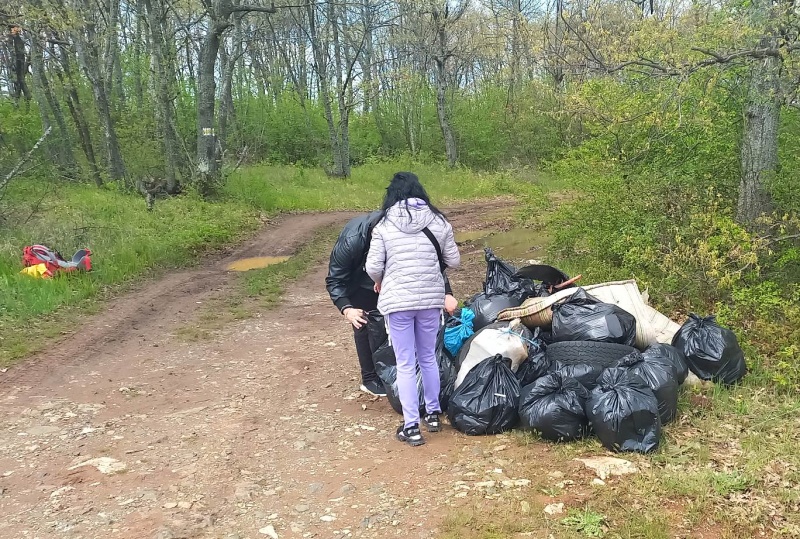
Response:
[366,172,460,446]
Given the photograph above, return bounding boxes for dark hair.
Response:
[380,171,444,222]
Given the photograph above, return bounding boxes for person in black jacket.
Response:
[326,211,458,396]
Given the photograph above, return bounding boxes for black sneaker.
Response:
[422,412,442,433]
[396,424,425,447]
[359,379,387,397]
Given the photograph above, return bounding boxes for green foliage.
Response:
[236,92,329,165]
[542,154,800,388]
[561,509,607,537]
[224,158,529,212]
[452,82,565,169]
[508,45,800,390]
[775,108,800,211]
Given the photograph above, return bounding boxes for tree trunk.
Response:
[219,20,242,159]
[104,0,123,107]
[338,87,352,177]
[331,1,350,177]
[307,0,343,176]
[320,83,343,175]
[185,38,197,94]
[549,0,565,91]
[197,23,224,195]
[56,44,104,187]
[507,0,521,114]
[133,0,145,111]
[407,112,417,154]
[737,55,779,224]
[361,0,374,114]
[9,27,32,106]
[736,2,780,225]
[193,2,275,195]
[431,7,459,168]
[114,51,126,109]
[29,34,77,176]
[298,35,308,99]
[144,0,182,194]
[26,33,53,146]
[74,20,127,184]
[435,58,458,167]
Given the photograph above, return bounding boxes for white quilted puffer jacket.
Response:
[366,198,460,315]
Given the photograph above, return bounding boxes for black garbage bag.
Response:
[539,329,555,346]
[437,326,458,412]
[483,248,539,299]
[551,289,637,347]
[519,372,590,441]
[615,351,679,424]
[549,360,604,390]
[514,264,573,294]
[368,311,396,370]
[516,351,551,386]
[671,314,747,385]
[586,367,662,454]
[466,292,523,331]
[466,249,542,331]
[367,310,389,354]
[448,354,521,435]
[375,357,424,415]
[372,337,396,366]
[642,344,688,385]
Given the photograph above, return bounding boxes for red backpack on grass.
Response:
[22,245,92,277]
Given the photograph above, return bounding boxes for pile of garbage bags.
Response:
[372,248,748,455]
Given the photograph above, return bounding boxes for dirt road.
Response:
[0,202,550,539]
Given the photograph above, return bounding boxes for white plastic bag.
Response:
[454,319,530,390]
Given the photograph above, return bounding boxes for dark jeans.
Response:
[350,287,379,384]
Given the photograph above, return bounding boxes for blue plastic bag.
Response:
[444,308,475,356]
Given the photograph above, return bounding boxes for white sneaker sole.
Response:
[360,384,387,397]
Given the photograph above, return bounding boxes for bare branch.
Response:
[230,4,277,14]
[0,127,53,192]
[763,233,800,246]
[606,43,800,77]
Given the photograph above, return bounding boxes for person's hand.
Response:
[444,294,458,315]
[343,308,368,329]
[373,282,381,294]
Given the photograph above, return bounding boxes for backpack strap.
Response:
[422,227,446,273]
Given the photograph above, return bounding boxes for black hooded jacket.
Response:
[326,211,452,313]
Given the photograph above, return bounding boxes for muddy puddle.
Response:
[226,256,291,272]
[456,227,552,261]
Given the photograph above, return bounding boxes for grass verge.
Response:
[225,160,535,212]
[0,183,259,366]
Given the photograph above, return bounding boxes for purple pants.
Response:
[386,308,441,428]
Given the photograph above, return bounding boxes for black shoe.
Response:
[422,412,442,433]
[396,424,425,447]
[359,379,387,397]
